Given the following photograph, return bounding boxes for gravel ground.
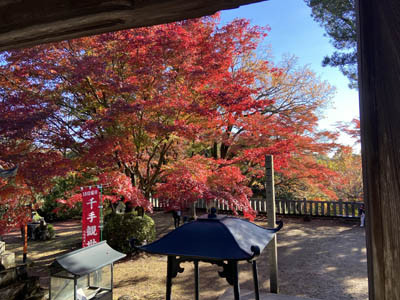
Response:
[2,213,368,300]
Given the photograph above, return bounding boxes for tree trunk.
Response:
[220,143,229,159]
[212,142,218,159]
[189,202,197,219]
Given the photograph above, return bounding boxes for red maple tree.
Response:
[0,14,340,226]
[155,156,255,219]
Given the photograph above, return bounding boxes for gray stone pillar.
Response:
[265,155,278,293]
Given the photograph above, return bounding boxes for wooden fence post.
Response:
[265,155,278,293]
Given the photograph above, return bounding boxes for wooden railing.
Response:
[150,198,364,218]
[273,199,363,218]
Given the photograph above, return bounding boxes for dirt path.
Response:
[3,219,81,287]
[113,214,368,300]
[2,213,368,300]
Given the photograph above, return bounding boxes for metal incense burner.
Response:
[134,210,282,300]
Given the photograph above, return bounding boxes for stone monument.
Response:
[0,241,15,270]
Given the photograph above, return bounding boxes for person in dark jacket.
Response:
[172,210,181,228]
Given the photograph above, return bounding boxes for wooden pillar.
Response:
[356,0,400,299]
[265,155,278,293]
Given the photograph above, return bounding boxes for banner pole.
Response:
[23,223,27,263]
[98,185,103,241]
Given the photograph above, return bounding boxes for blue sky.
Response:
[220,0,360,147]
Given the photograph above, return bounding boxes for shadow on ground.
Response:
[114,213,367,300]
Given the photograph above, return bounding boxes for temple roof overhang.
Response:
[0,0,265,51]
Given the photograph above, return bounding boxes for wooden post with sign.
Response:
[265,155,278,293]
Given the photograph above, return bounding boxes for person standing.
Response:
[359,204,366,227]
[176,209,181,226]
[172,210,181,228]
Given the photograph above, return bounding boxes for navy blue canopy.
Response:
[139,214,282,261]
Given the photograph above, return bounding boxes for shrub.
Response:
[103,212,156,254]
[47,224,55,239]
[38,200,82,222]
[37,175,85,222]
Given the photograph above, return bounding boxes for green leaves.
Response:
[305,0,358,88]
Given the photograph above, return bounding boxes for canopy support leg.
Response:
[166,256,173,300]
[194,260,199,300]
[252,260,260,300]
[232,261,240,300]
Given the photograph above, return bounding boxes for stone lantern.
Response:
[50,241,125,300]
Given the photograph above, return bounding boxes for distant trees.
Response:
[328,146,362,201]
[330,118,362,201]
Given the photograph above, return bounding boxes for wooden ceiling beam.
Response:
[0,0,264,51]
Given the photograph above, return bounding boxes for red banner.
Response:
[81,186,100,248]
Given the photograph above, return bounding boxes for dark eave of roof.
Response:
[0,0,265,51]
